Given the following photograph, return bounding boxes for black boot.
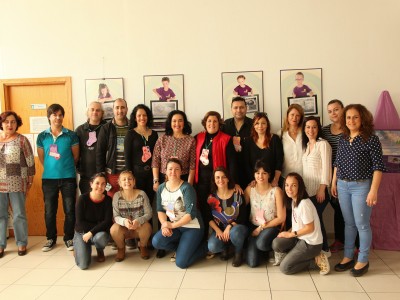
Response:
[232,252,243,267]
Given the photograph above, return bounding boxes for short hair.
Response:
[231,96,246,107]
[253,160,272,179]
[210,166,235,193]
[113,98,127,108]
[284,172,309,208]
[164,110,192,136]
[129,104,154,129]
[201,111,224,130]
[302,116,323,150]
[251,112,271,148]
[295,72,304,78]
[89,172,107,185]
[327,99,344,108]
[282,103,305,133]
[341,104,374,142]
[161,77,170,82]
[166,158,183,171]
[0,111,23,131]
[47,104,65,124]
[118,170,136,189]
[237,75,246,80]
[86,101,104,119]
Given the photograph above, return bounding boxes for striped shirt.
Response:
[321,124,341,165]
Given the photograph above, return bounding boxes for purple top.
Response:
[156,87,176,101]
[234,84,252,96]
[293,85,312,97]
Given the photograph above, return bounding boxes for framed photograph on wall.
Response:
[144,74,184,111]
[151,100,178,119]
[222,71,264,118]
[243,95,259,113]
[280,68,322,125]
[152,119,167,132]
[85,78,124,120]
[287,96,318,115]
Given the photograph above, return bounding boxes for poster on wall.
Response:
[221,71,264,119]
[85,78,124,120]
[376,130,400,173]
[144,74,185,114]
[280,68,322,125]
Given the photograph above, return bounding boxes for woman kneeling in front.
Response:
[152,158,207,269]
[272,173,330,275]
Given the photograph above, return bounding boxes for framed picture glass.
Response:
[150,100,178,119]
[287,96,318,115]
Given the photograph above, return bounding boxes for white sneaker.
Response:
[272,251,287,266]
[65,240,74,251]
[316,253,330,275]
[321,249,332,258]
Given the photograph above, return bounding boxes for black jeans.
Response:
[42,178,77,241]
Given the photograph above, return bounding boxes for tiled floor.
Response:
[0,236,399,299]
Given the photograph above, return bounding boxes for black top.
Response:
[321,124,342,165]
[74,193,113,235]
[124,129,158,173]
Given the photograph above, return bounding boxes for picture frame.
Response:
[222,71,264,118]
[150,100,178,119]
[144,74,184,111]
[287,95,318,115]
[151,119,167,132]
[280,68,322,125]
[243,95,259,113]
[376,130,400,173]
[101,101,115,120]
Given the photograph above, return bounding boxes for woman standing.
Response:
[332,104,385,277]
[207,167,248,267]
[0,111,35,258]
[152,158,207,269]
[73,173,113,269]
[125,104,158,202]
[245,160,285,268]
[110,171,153,262]
[245,112,283,187]
[302,116,332,254]
[272,173,330,275]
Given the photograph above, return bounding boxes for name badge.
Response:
[142,146,152,162]
[87,131,97,146]
[49,144,60,159]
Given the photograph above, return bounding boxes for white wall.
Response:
[1,0,399,133]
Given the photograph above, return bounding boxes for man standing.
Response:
[37,104,79,252]
[222,97,253,188]
[96,98,129,197]
[75,101,107,194]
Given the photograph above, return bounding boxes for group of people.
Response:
[0,96,384,277]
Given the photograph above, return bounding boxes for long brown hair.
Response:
[284,172,309,208]
[251,112,271,148]
[282,104,305,133]
[341,104,374,142]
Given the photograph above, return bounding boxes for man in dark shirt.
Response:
[222,97,253,189]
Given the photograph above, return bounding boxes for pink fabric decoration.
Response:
[374,90,400,130]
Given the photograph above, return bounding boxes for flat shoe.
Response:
[18,247,27,256]
[350,262,369,277]
[334,260,355,272]
[0,248,4,258]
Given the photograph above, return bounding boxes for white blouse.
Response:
[281,130,303,178]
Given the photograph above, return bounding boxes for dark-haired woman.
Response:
[272,173,330,275]
[124,104,158,202]
[0,111,35,258]
[301,116,332,255]
[207,167,248,267]
[73,173,113,269]
[245,112,283,187]
[245,161,285,268]
[332,104,385,277]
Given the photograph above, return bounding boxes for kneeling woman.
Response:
[207,167,248,267]
[73,173,113,270]
[152,158,207,269]
[110,171,153,262]
[272,173,330,275]
[245,160,286,268]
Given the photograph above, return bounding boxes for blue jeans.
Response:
[338,179,372,263]
[152,224,207,269]
[42,178,77,242]
[247,226,280,268]
[73,231,110,270]
[208,224,248,254]
[0,192,28,248]
[309,189,330,251]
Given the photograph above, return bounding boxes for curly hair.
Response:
[0,111,23,131]
[282,104,304,133]
[164,110,192,136]
[341,104,374,142]
[129,104,154,129]
[250,112,271,148]
[201,111,224,131]
[301,116,323,150]
[210,166,235,193]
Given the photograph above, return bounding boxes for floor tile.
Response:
[54,269,107,287]
[37,255,76,269]
[129,287,178,300]
[311,272,364,292]
[0,284,9,293]
[15,268,68,285]
[108,256,153,271]
[95,270,145,287]
[269,272,316,291]
[271,291,320,300]
[38,285,91,299]
[368,292,400,300]
[147,255,186,272]
[319,291,370,300]
[176,288,224,300]
[186,257,227,272]
[373,250,400,260]
[357,274,400,292]
[0,284,48,299]
[83,286,134,299]
[137,271,184,288]
[224,289,271,300]
[1,255,49,268]
[180,272,225,289]
[0,268,32,284]
[226,261,268,273]
[380,258,400,274]
[225,272,269,290]
[368,258,396,275]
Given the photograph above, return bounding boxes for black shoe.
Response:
[220,249,229,261]
[334,260,355,272]
[232,252,243,267]
[350,262,369,277]
[156,249,166,258]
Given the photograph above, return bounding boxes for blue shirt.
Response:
[37,127,79,179]
[334,135,385,181]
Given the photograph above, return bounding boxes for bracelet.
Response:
[153,178,159,184]
[259,225,263,231]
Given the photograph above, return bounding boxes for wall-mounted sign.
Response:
[31,104,47,110]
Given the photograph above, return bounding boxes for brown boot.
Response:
[140,246,150,260]
[115,247,125,262]
[96,249,105,262]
